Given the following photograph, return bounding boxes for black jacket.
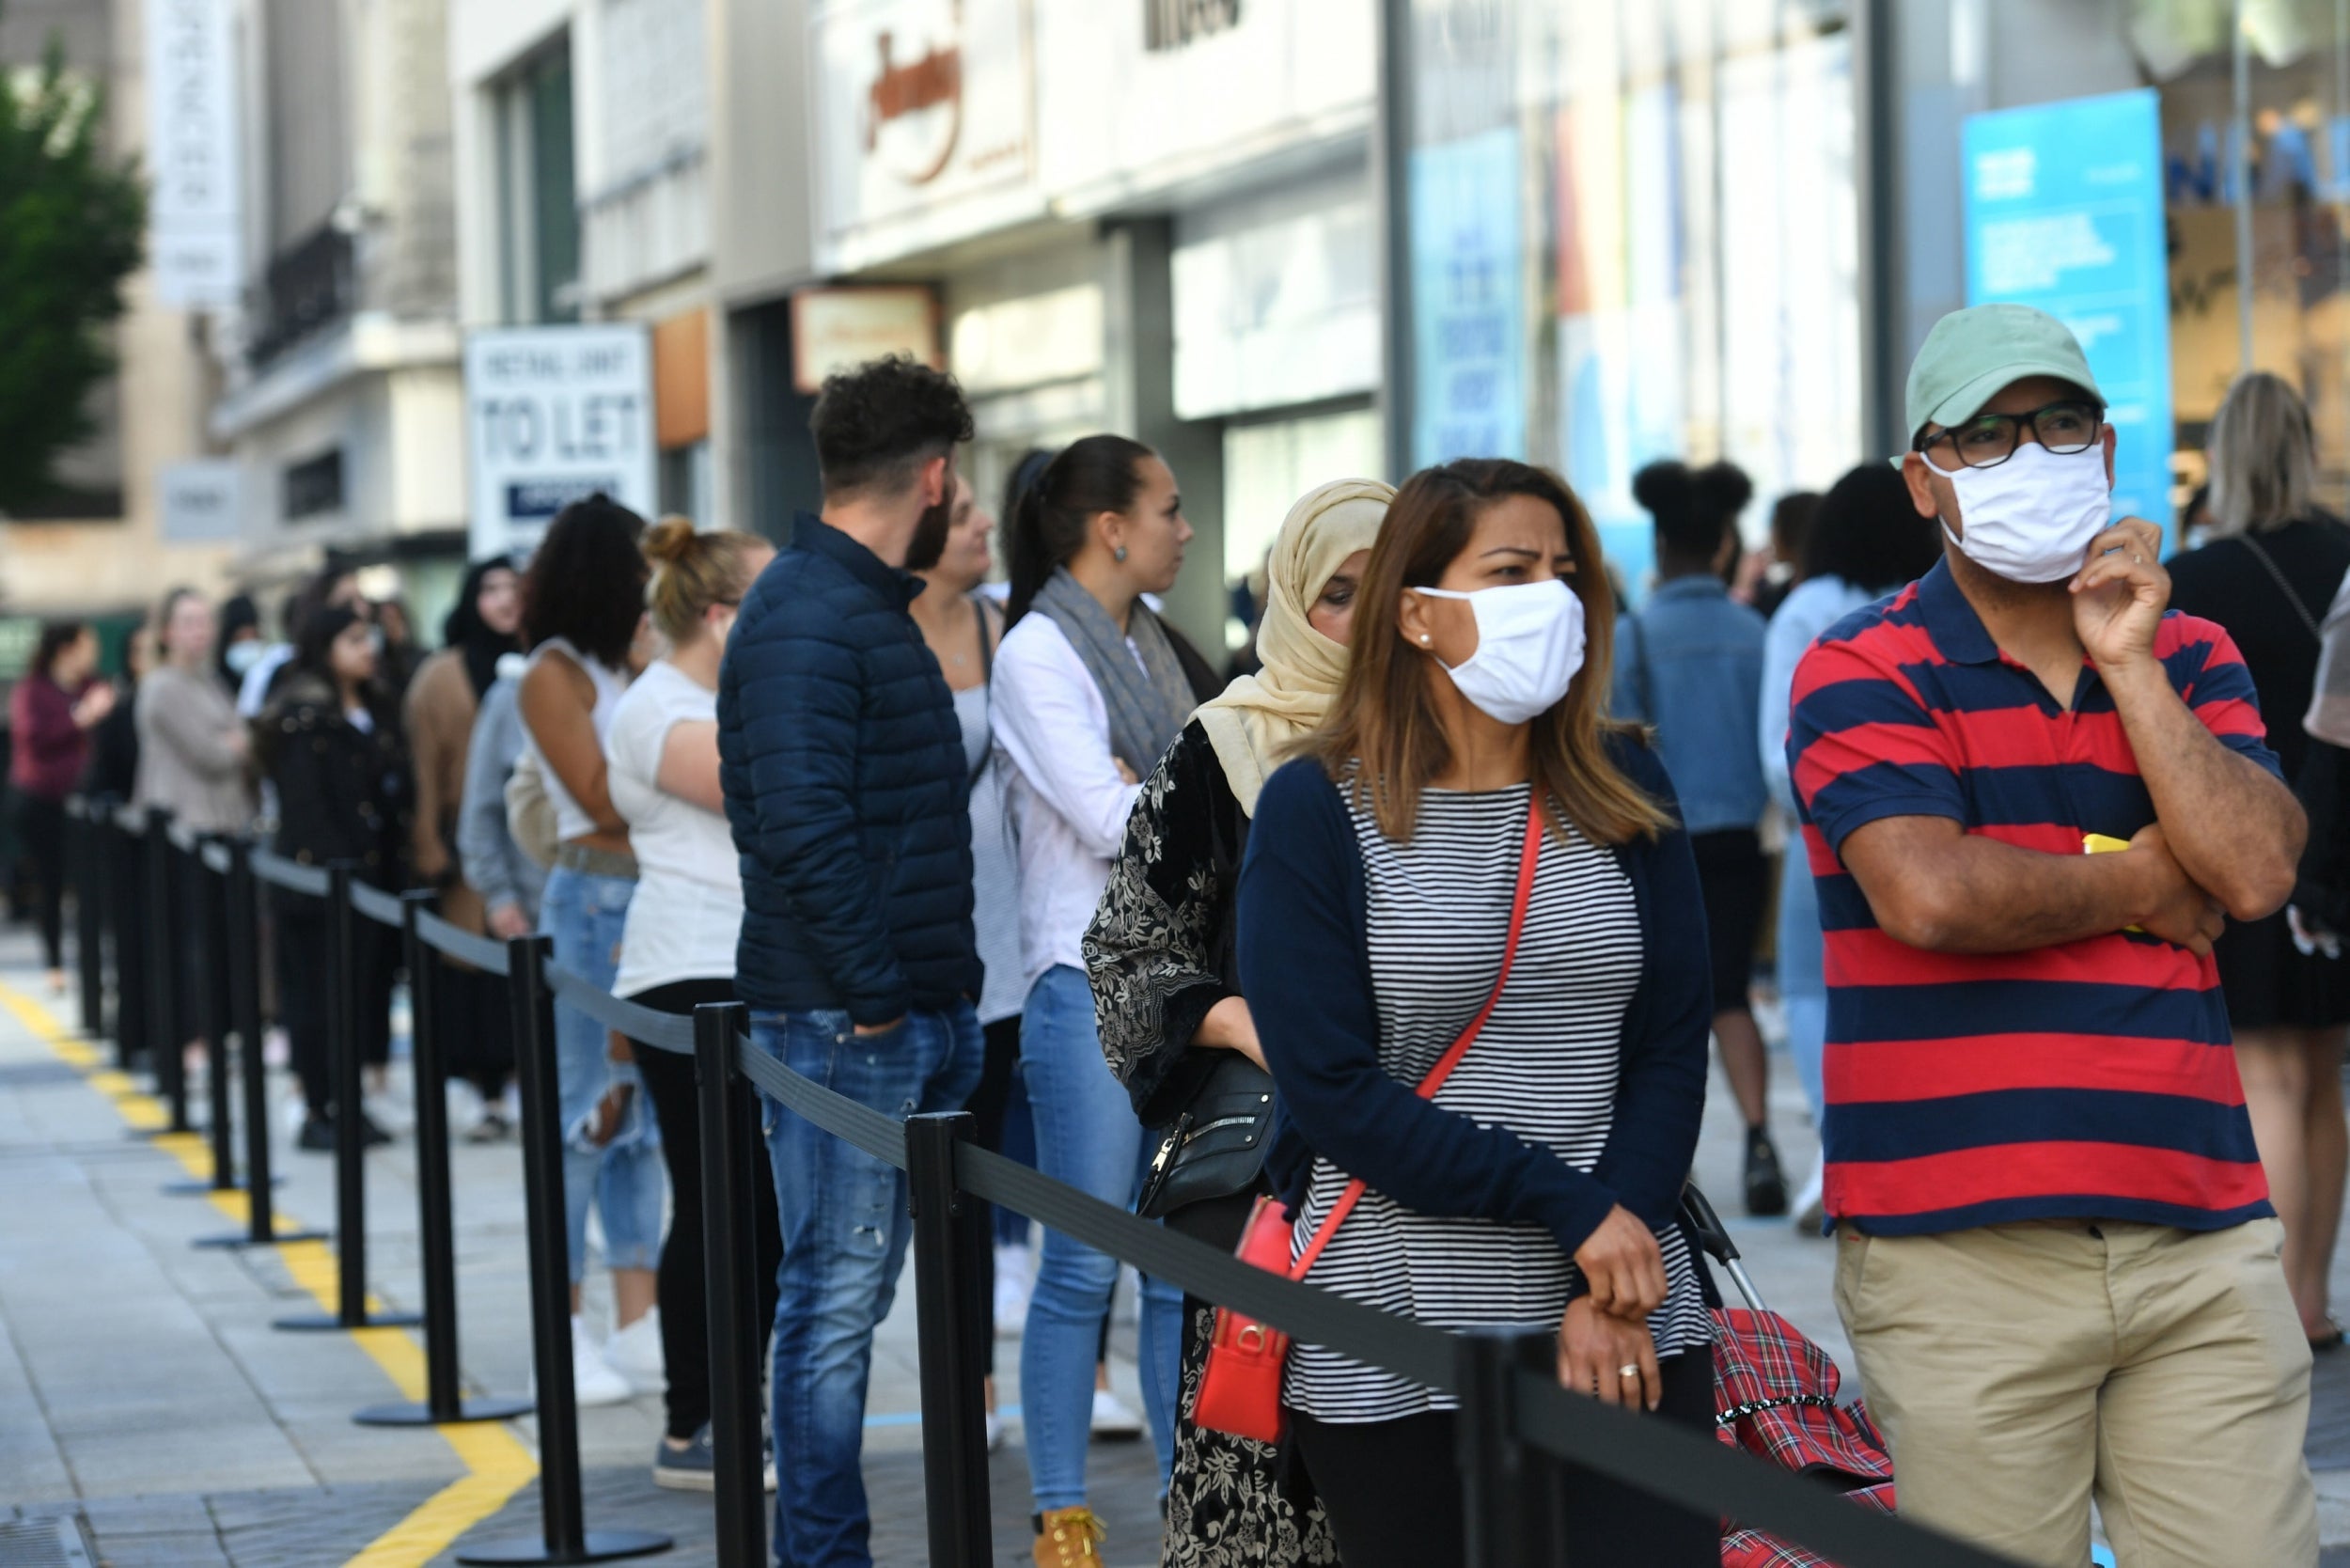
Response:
[717,513,980,1023]
[259,673,411,890]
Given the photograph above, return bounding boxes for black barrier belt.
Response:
[957,1142,1460,1393]
[732,1038,906,1168]
[349,881,406,929]
[250,851,333,899]
[414,910,511,975]
[199,841,232,876]
[543,964,698,1056]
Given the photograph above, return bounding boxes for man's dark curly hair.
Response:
[810,354,975,501]
[520,494,650,666]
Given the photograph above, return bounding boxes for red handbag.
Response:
[1194,801,1543,1445]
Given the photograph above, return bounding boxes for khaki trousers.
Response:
[1834,1216,2316,1568]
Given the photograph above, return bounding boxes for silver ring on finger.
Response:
[1619,1365,1640,1379]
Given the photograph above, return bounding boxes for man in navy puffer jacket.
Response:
[717,355,983,1568]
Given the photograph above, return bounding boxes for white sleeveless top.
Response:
[523,637,630,845]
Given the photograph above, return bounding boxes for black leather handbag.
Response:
[1134,1052,1277,1221]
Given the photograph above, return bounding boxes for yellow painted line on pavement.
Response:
[0,980,540,1563]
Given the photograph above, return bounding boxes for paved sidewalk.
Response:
[0,918,2343,1565]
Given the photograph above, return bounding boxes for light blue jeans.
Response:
[756,1002,982,1568]
[1774,843,1828,1126]
[1017,964,1183,1509]
[540,865,666,1283]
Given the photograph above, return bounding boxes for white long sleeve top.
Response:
[989,613,1148,991]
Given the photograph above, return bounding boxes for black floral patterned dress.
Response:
[1086,719,1339,1568]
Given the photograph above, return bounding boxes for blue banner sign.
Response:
[1963,89,2173,534]
[1412,127,1526,468]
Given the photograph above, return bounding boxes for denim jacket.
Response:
[1611,575,1768,836]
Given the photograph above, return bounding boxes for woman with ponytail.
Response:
[991,435,1210,1559]
[605,517,787,1486]
[1613,459,1782,1217]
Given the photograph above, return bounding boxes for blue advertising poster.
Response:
[1412,127,1526,468]
[1962,89,2173,533]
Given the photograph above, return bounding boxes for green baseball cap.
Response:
[1904,303,2104,446]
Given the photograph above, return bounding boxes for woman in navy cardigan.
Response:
[1236,459,1717,1567]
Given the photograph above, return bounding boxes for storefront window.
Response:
[1407,0,1860,592]
[2146,1,2350,509]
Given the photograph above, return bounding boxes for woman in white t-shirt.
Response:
[605,518,781,1489]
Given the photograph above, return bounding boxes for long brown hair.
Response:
[1308,459,1669,845]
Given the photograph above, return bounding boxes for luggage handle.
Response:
[1679,1182,1769,1314]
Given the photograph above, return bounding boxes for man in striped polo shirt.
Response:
[1788,304,2319,1566]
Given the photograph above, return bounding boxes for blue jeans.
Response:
[756,1002,982,1568]
[1017,964,1183,1509]
[1775,842,1828,1127]
[540,865,665,1283]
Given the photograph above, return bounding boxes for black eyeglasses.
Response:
[1913,399,2105,471]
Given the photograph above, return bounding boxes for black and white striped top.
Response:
[1285,783,1712,1423]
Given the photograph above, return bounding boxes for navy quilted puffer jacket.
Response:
[718,513,980,1024]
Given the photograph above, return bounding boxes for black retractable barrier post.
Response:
[906,1111,991,1568]
[104,802,139,1071]
[277,864,417,1332]
[456,934,667,1565]
[1455,1329,1565,1567]
[141,807,192,1136]
[356,893,529,1426]
[164,836,238,1195]
[196,840,320,1249]
[70,801,104,1040]
[696,1002,765,1568]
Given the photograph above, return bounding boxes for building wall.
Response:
[0,0,234,615]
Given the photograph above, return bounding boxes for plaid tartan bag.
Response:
[1713,1306,1896,1568]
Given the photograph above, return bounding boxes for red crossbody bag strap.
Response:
[1286,800,1544,1281]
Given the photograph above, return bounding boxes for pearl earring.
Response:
[1419,633,1431,645]
[1114,546,1128,563]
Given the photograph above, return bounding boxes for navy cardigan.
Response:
[1235,733,1712,1263]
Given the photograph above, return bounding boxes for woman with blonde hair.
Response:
[606,517,786,1484]
[1237,460,1716,1566]
[2170,370,2350,1348]
[1088,478,1390,1565]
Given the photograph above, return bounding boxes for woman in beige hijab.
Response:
[1085,478,1388,1567]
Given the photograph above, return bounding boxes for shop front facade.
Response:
[1394,0,2350,587]
[726,0,1380,655]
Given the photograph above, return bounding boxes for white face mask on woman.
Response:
[1942,441,2112,585]
[1414,578,1588,725]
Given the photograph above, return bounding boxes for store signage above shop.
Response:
[812,0,1035,262]
[1964,89,2173,533]
[791,287,941,393]
[1145,0,1242,51]
[145,0,243,309]
[157,460,243,543]
[463,324,658,559]
[1038,0,1371,209]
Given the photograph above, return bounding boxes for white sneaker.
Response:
[984,1409,1006,1451]
[604,1308,666,1395]
[994,1243,1032,1338]
[569,1315,633,1406]
[1792,1157,1826,1234]
[1089,1387,1142,1440]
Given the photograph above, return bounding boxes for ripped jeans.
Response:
[753,1002,982,1568]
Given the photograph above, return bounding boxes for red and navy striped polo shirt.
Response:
[1786,560,2278,1236]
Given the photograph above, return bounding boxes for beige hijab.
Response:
[1196,478,1393,815]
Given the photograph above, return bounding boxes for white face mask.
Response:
[1415,579,1588,725]
[223,640,265,677]
[1941,440,2112,585]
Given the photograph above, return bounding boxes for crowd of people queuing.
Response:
[15,301,2350,1567]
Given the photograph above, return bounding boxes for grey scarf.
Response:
[1030,568,1195,776]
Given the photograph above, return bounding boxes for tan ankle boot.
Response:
[1032,1506,1106,1565]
